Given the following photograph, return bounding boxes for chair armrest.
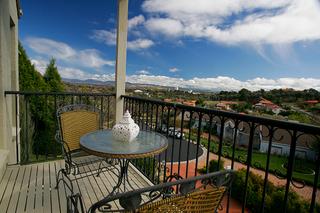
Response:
[55,131,71,153]
[55,131,73,164]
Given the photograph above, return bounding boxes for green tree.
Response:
[238,88,252,102]
[44,59,64,92]
[19,43,49,161]
[19,42,47,91]
[19,43,65,160]
[233,103,252,112]
[304,88,320,100]
[196,98,204,107]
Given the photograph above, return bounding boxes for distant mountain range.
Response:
[62,78,175,90]
[63,78,114,86]
[62,78,215,93]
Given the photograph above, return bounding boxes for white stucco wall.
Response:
[259,141,316,161]
[0,0,19,179]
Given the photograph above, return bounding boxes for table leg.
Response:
[109,159,134,195]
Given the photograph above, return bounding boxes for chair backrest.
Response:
[57,105,100,152]
[88,170,234,213]
[136,187,226,212]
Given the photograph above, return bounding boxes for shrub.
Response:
[231,169,314,213]
[198,159,225,174]
[268,188,308,213]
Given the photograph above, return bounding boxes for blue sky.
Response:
[19,0,320,91]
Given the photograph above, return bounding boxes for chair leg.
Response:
[67,196,73,213]
[67,193,85,213]
[56,168,73,190]
[56,169,74,193]
[96,160,104,177]
[55,168,63,189]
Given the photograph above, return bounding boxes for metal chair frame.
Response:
[55,104,118,189]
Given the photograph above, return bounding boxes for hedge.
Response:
[200,160,320,213]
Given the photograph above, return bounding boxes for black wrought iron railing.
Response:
[4,91,320,212]
[4,91,116,164]
[122,95,320,213]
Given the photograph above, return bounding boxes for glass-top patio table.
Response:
[80,130,168,195]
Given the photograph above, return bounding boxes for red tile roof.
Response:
[304,100,319,104]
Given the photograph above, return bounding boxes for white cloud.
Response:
[145,18,184,37]
[142,0,320,45]
[128,15,145,29]
[124,75,320,91]
[51,66,320,91]
[128,39,154,50]
[32,57,320,91]
[78,49,115,67]
[136,69,150,75]
[58,67,95,80]
[91,30,154,51]
[169,67,179,72]
[30,59,92,80]
[142,0,291,18]
[26,37,114,68]
[26,38,76,58]
[30,58,101,80]
[91,29,117,45]
[31,59,48,74]
[244,77,320,91]
[91,15,154,51]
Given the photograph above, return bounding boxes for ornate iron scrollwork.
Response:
[87,170,234,212]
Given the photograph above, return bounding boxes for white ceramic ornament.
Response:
[112,110,140,142]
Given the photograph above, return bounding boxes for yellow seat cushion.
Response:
[136,187,226,213]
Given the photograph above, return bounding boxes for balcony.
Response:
[1,91,320,212]
[0,159,151,212]
[1,0,320,211]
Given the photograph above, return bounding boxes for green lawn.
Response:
[190,135,318,187]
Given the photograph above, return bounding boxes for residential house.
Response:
[216,101,238,111]
[164,98,197,107]
[254,97,283,114]
[182,100,197,107]
[304,100,319,105]
[221,120,316,160]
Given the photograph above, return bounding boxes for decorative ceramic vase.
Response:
[112,110,140,142]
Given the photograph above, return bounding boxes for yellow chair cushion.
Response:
[60,110,99,151]
[136,187,226,213]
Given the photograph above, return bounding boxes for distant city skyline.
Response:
[20,0,320,91]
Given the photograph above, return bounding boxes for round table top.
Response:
[80,130,168,159]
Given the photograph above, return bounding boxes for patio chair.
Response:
[66,169,234,213]
[55,104,117,188]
